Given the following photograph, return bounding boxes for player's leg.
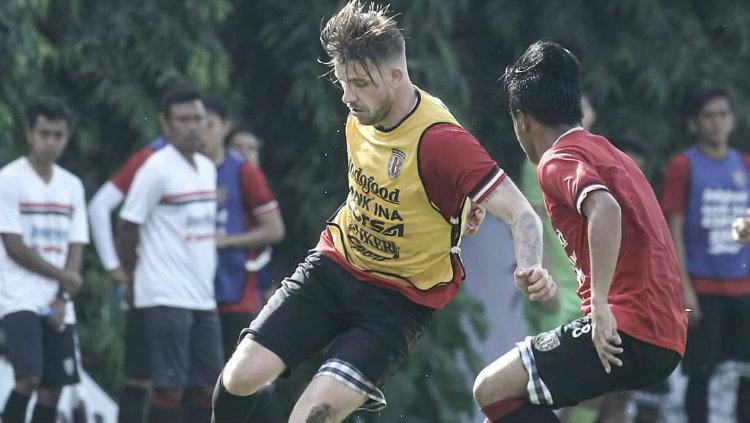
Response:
[1,311,43,423]
[289,267,433,423]
[213,253,346,423]
[474,317,680,423]
[143,306,193,423]
[473,347,559,422]
[34,320,80,423]
[184,309,224,423]
[681,295,722,423]
[120,307,152,423]
[289,375,368,423]
[730,296,750,423]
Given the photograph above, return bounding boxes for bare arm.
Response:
[666,213,701,324]
[116,220,140,278]
[480,178,555,301]
[581,190,624,373]
[1,233,81,293]
[480,178,543,270]
[582,190,622,308]
[216,209,286,250]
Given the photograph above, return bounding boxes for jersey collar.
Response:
[552,126,584,147]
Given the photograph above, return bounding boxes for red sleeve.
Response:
[538,149,609,214]
[743,153,750,171]
[660,154,690,215]
[239,162,278,215]
[110,148,158,193]
[418,123,506,218]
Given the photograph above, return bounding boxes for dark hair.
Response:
[502,40,583,126]
[225,126,262,149]
[159,84,202,118]
[320,0,404,80]
[25,97,72,129]
[202,93,229,120]
[610,136,644,157]
[685,88,732,119]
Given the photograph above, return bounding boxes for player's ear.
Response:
[390,65,404,87]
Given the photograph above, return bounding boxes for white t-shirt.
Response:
[120,144,218,310]
[0,157,89,323]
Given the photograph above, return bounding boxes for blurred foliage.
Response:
[2,0,750,421]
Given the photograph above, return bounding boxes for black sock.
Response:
[119,385,150,423]
[494,402,559,423]
[2,390,32,423]
[211,375,257,423]
[685,377,709,423]
[737,377,750,423]
[30,403,57,423]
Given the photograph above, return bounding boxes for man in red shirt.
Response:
[472,40,687,423]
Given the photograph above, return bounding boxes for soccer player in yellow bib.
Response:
[211,2,556,422]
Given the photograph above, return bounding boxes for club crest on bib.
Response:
[388,149,406,181]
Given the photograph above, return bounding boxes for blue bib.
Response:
[684,147,750,279]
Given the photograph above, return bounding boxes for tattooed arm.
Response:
[480,177,556,301]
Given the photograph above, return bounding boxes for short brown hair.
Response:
[320,0,404,80]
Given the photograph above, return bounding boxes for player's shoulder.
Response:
[0,157,26,178]
[53,164,84,189]
[421,122,478,148]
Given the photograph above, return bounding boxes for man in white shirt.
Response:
[117,86,223,423]
[0,98,89,423]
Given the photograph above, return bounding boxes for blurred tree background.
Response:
[1,0,750,421]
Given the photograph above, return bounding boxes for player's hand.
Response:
[514,265,557,301]
[732,210,750,244]
[682,285,702,326]
[59,271,82,295]
[590,301,623,374]
[47,298,66,331]
[464,202,486,236]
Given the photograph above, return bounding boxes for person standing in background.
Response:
[661,88,750,423]
[0,98,89,423]
[117,85,224,423]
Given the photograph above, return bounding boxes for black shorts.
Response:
[1,310,80,388]
[219,312,255,362]
[142,306,224,389]
[124,307,150,379]
[519,316,680,408]
[242,252,434,411]
[683,294,750,378]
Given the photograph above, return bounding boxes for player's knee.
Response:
[474,365,518,407]
[15,377,41,394]
[223,339,283,396]
[304,403,335,423]
[473,368,498,406]
[222,361,263,396]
